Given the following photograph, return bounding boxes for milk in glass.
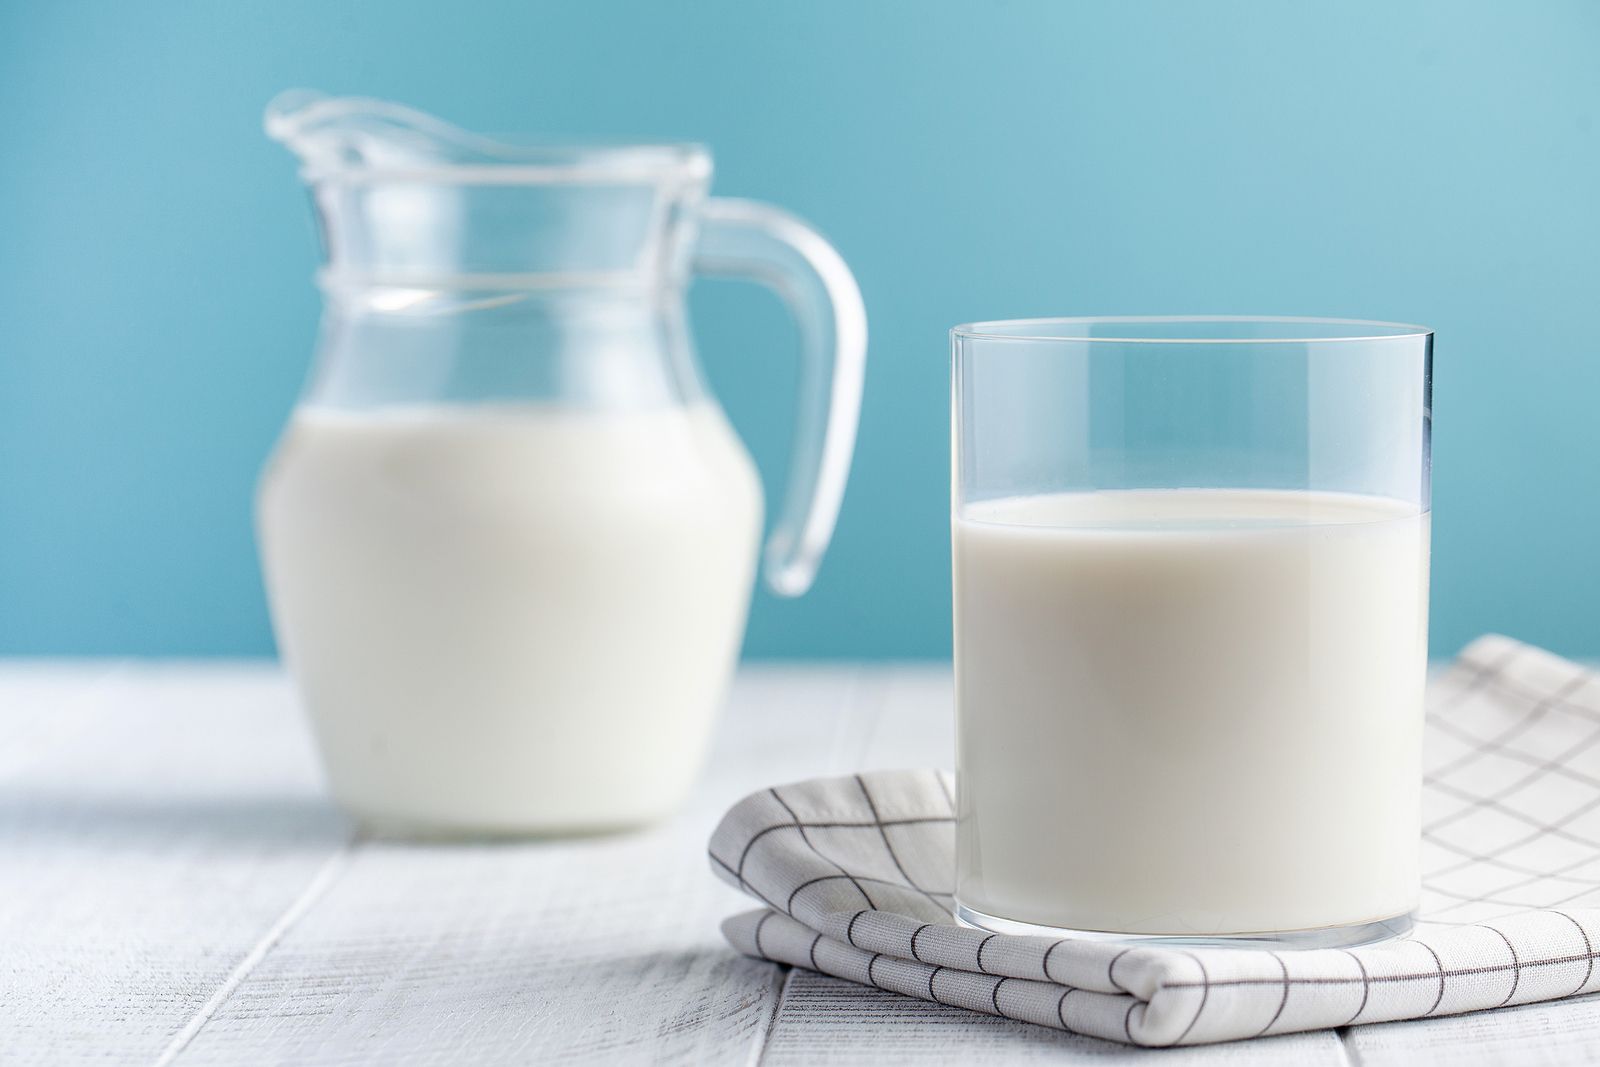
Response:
[953,489,1429,936]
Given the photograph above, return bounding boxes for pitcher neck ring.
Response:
[316,269,671,295]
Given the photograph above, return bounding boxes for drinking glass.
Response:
[951,317,1433,947]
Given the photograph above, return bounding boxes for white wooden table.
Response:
[6,663,1600,1065]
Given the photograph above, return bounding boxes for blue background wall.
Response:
[2,1,1597,659]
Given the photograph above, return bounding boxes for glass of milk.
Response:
[952,317,1432,947]
[254,93,865,836]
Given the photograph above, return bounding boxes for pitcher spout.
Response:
[265,89,710,186]
[263,90,712,286]
[264,89,519,182]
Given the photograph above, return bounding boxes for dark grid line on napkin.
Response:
[709,635,1600,1046]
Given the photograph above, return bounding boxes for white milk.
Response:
[258,403,761,833]
[954,489,1429,936]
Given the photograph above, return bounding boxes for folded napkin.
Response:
[709,636,1600,1046]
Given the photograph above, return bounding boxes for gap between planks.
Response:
[150,836,360,1067]
[748,966,801,1067]
[1335,1027,1363,1067]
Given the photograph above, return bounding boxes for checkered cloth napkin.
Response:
[708,636,1600,1046]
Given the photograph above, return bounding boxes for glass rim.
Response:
[950,316,1434,345]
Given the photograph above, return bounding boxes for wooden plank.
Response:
[1342,992,1600,1067]
[860,663,956,770]
[167,666,868,1066]
[0,663,349,1067]
[0,660,128,778]
[763,973,1350,1065]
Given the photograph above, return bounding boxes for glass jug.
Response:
[258,92,865,835]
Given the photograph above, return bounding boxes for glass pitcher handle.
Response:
[693,198,867,597]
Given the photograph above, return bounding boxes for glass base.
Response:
[954,900,1416,949]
